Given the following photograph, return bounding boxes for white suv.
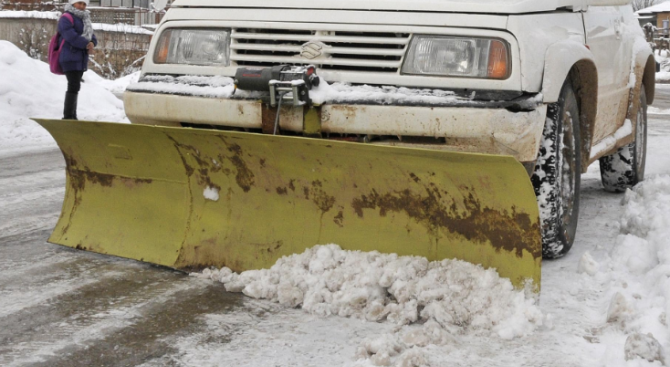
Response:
[124,0,655,258]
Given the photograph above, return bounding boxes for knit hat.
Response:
[69,0,90,5]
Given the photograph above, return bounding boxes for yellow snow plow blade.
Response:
[34,119,542,290]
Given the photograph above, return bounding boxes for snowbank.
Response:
[193,245,544,365]
[599,175,670,365]
[0,41,128,156]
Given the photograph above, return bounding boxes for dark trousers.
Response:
[63,71,83,119]
[65,70,84,93]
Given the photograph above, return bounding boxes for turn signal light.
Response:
[488,40,509,79]
[154,30,171,64]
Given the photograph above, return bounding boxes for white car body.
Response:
[125,0,655,172]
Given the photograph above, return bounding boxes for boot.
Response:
[63,92,78,120]
[72,93,78,120]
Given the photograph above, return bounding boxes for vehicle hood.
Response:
[171,0,587,14]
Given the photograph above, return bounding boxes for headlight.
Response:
[402,36,510,79]
[154,29,230,66]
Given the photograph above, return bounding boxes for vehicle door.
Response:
[584,0,634,145]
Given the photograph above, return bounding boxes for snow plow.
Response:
[37,0,658,293]
[34,118,542,289]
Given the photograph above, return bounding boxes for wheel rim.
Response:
[634,95,647,179]
[559,111,578,243]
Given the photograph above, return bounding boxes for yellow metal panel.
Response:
[34,119,541,290]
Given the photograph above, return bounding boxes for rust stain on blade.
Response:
[224,143,255,193]
[60,152,154,236]
[351,179,540,258]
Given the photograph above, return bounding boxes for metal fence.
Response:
[0,0,57,11]
[89,7,163,26]
[1,0,165,26]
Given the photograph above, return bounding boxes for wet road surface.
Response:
[0,150,247,366]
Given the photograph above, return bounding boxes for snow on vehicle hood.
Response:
[172,0,587,14]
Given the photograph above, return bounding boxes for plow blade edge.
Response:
[35,119,542,289]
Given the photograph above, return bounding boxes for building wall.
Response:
[657,12,670,29]
[0,18,56,60]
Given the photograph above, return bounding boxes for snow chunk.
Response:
[624,333,666,365]
[577,252,599,276]
[203,186,220,202]
[607,292,632,324]
[194,245,544,365]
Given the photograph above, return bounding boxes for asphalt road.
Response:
[652,84,670,110]
[1,95,669,366]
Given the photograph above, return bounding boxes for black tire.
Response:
[599,87,648,193]
[531,80,582,259]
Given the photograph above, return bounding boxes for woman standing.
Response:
[58,0,97,120]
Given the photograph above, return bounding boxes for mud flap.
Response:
[34,119,542,290]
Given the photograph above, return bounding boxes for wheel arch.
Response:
[541,41,598,174]
[623,46,656,154]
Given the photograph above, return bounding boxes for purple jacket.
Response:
[57,12,97,73]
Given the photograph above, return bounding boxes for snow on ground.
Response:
[0,41,132,156]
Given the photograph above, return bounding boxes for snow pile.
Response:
[605,175,670,364]
[0,40,128,155]
[194,244,544,365]
[624,333,666,365]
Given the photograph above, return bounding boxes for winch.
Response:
[234,65,320,107]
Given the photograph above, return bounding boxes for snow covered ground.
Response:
[1,41,670,366]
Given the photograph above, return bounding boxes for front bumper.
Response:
[124,89,547,164]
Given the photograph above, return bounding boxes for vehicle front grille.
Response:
[231,28,410,73]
